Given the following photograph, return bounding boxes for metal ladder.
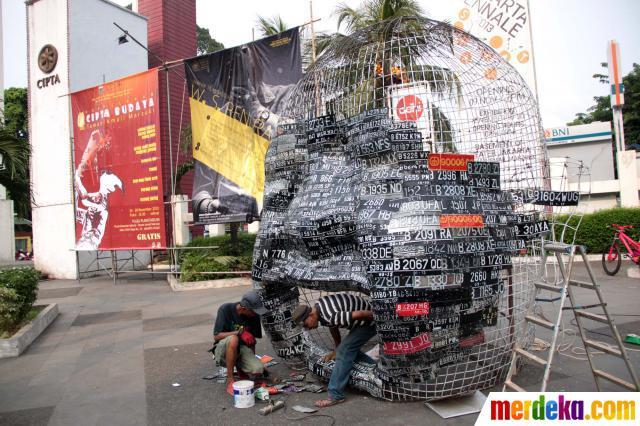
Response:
[503,241,640,392]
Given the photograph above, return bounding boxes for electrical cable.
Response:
[276,393,337,425]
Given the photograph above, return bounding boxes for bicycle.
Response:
[602,224,640,276]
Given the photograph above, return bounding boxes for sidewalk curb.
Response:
[167,274,251,291]
[0,303,59,358]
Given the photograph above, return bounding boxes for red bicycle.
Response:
[602,224,640,275]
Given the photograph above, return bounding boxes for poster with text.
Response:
[185,27,302,225]
[443,0,536,95]
[71,69,166,250]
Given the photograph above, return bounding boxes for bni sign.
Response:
[607,40,624,107]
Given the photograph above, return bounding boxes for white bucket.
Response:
[232,380,255,408]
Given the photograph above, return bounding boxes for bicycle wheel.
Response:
[602,244,621,276]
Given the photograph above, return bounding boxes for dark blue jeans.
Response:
[328,324,377,401]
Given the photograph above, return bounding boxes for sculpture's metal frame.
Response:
[252,17,582,401]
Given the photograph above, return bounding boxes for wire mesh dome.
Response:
[253,17,554,401]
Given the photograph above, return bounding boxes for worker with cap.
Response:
[212,289,268,395]
[292,293,376,408]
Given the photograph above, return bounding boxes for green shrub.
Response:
[0,267,40,333]
[553,207,640,253]
[178,234,256,282]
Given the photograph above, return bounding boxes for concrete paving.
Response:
[0,262,639,426]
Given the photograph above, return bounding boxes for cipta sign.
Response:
[36,44,61,89]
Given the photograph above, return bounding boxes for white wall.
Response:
[0,200,14,263]
[69,0,147,93]
[0,0,4,122]
[547,140,615,182]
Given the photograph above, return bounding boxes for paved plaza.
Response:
[1,263,639,426]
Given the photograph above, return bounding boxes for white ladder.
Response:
[503,241,640,392]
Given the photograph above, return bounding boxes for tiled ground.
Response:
[0,263,639,425]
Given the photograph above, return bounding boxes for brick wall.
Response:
[138,0,197,244]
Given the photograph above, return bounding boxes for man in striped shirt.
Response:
[292,293,376,407]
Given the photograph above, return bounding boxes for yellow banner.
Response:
[190,98,270,202]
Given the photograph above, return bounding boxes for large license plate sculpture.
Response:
[252,18,578,401]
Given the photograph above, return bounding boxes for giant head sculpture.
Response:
[252,17,553,400]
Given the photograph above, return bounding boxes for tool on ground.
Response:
[624,334,640,346]
[305,384,325,393]
[255,387,269,401]
[292,405,318,413]
[504,241,640,392]
[258,400,285,415]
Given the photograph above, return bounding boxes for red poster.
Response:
[71,69,166,250]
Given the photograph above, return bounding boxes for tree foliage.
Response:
[335,0,425,33]
[568,63,640,147]
[1,88,31,219]
[3,88,28,140]
[256,15,288,37]
[197,26,224,56]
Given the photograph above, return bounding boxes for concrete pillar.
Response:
[247,221,260,234]
[617,151,640,207]
[207,224,226,237]
[0,198,15,263]
[172,194,191,246]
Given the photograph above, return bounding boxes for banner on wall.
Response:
[185,27,302,225]
[444,0,537,94]
[71,69,166,250]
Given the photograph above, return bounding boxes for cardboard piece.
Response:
[424,390,487,419]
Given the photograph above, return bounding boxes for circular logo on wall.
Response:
[396,95,424,121]
[38,44,58,74]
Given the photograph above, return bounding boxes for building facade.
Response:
[27,0,148,278]
[545,121,640,212]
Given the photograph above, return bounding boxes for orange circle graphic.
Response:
[489,36,503,49]
[458,8,470,20]
[517,50,530,63]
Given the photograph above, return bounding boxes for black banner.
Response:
[185,28,302,224]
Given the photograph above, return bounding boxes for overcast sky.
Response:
[3,0,640,128]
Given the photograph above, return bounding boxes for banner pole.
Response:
[173,80,187,195]
[164,67,178,272]
[310,0,321,115]
[309,0,317,64]
[526,0,540,100]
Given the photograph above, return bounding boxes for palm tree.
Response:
[334,0,425,33]
[256,15,288,37]
[0,129,31,218]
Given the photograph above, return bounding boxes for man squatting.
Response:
[212,290,268,395]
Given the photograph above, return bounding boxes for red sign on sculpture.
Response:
[71,69,166,250]
[395,94,424,121]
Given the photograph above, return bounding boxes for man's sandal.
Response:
[314,398,345,408]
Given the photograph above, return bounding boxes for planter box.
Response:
[0,304,59,358]
[167,274,251,292]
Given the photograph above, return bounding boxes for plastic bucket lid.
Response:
[232,380,255,408]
